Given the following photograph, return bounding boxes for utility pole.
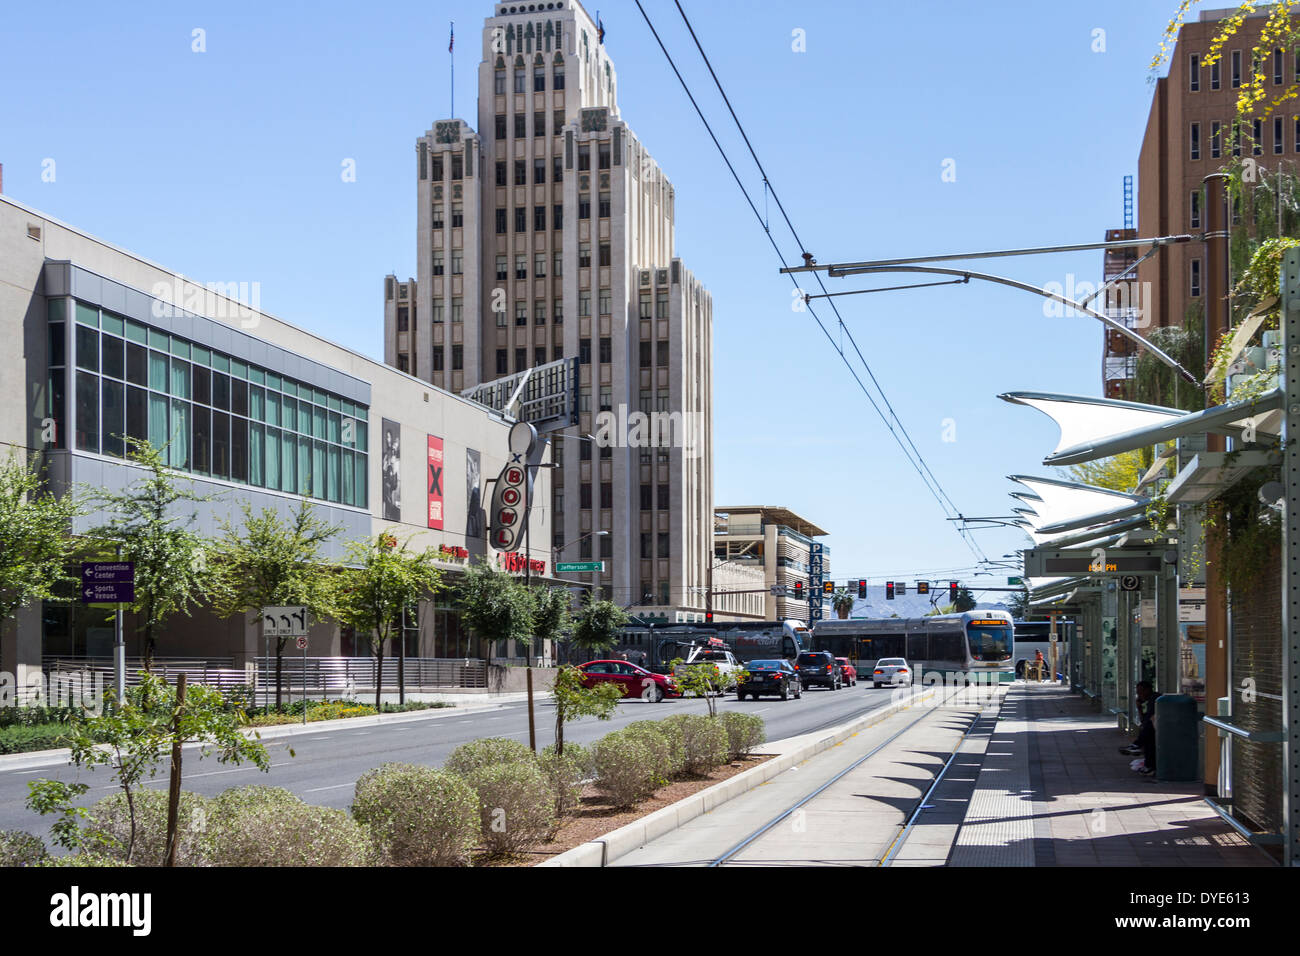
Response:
[1203,173,1231,796]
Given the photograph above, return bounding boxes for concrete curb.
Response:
[0,693,551,773]
[538,687,938,867]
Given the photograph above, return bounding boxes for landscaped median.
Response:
[538,686,939,867]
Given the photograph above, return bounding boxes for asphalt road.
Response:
[0,680,900,840]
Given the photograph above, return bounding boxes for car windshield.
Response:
[798,653,824,663]
[748,661,781,670]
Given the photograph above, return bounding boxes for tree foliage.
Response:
[209,499,341,708]
[569,593,628,654]
[328,532,442,708]
[1066,451,1147,494]
[83,439,212,669]
[550,664,623,757]
[456,559,535,664]
[0,452,80,633]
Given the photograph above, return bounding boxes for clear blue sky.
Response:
[0,0,1181,598]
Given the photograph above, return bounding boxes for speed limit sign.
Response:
[296,636,308,650]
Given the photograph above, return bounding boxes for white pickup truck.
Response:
[673,647,743,695]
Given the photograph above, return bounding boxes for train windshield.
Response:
[967,625,1013,661]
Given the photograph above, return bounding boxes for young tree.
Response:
[669,659,738,719]
[26,673,269,863]
[83,439,211,671]
[550,664,623,757]
[328,532,442,709]
[953,587,978,613]
[530,586,571,663]
[209,499,341,709]
[0,452,80,668]
[457,559,535,666]
[569,594,629,657]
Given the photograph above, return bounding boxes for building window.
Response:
[516,302,528,326]
[496,255,508,281]
[515,208,527,232]
[579,338,591,364]
[397,353,409,373]
[514,160,527,186]
[599,337,612,363]
[535,300,546,325]
[598,142,611,169]
[535,346,547,366]
[514,70,527,94]
[496,349,508,375]
[397,307,409,332]
[1211,59,1220,90]
[515,348,527,372]
[516,254,528,279]
[1253,118,1263,155]
[432,251,444,276]
[1274,48,1284,85]
[657,533,669,559]
[496,161,507,186]
[431,156,444,181]
[580,439,591,461]
[496,208,507,234]
[1189,53,1200,91]
[578,145,590,171]
[433,346,444,371]
[554,298,563,324]
[598,289,611,315]
[496,306,507,328]
[658,484,669,510]
[534,112,545,137]
[599,192,611,218]
[1233,124,1241,157]
[451,250,463,275]
[580,483,592,509]
[514,114,526,138]
[534,67,546,92]
[1275,116,1284,154]
[579,243,591,268]
[534,205,547,231]
[1190,258,1202,298]
[1231,50,1241,88]
[534,158,546,184]
[553,156,563,182]
[639,341,651,367]
[1190,190,1201,229]
[599,389,611,412]
[1189,121,1200,161]
[452,345,464,370]
[579,194,591,219]
[640,484,652,510]
[554,64,565,89]
[657,341,669,367]
[553,109,564,134]
[451,156,463,180]
[1211,121,1221,159]
[432,300,444,324]
[639,292,652,318]
[553,205,563,230]
[579,292,591,316]
[451,203,463,227]
[599,243,611,267]
[495,69,506,94]
[535,253,547,278]
[599,482,612,509]
[451,297,463,323]
[656,293,668,319]
[495,114,507,139]
[431,204,444,230]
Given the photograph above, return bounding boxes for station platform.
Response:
[932,682,1274,867]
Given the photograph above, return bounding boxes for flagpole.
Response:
[450,21,455,119]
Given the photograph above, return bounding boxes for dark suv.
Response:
[796,651,842,690]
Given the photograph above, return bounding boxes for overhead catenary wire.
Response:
[634,0,987,564]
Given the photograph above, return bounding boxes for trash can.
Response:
[1155,694,1198,781]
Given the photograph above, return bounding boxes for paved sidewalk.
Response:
[948,683,1273,866]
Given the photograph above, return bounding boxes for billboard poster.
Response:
[381,418,401,521]
[427,435,444,531]
[465,448,482,540]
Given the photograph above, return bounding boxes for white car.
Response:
[872,658,912,687]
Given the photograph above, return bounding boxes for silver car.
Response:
[872,658,912,687]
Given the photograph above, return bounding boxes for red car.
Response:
[576,660,680,703]
[835,658,858,687]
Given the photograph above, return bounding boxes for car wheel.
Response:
[649,685,664,703]
[780,685,789,701]
[874,682,881,688]
[795,685,802,699]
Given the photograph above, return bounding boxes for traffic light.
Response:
[918,581,929,595]
[857,579,866,599]
[885,581,895,600]
[949,581,959,604]
[793,581,804,601]
[823,581,833,595]
[705,611,714,623]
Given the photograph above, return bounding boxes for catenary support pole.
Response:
[1281,246,1300,866]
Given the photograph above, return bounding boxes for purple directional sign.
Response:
[81,563,135,603]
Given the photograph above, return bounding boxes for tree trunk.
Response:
[554,702,564,757]
[398,624,406,706]
[164,673,186,867]
[374,638,384,712]
[123,782,137,864]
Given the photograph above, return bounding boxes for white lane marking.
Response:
[753,708,772,714]
[93,763,289,791]
[303,783,355,793]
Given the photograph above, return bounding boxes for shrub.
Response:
[621,720,679,783]
[444,737,537,776]
[671,714,730,775]
[593,730,660,808]
[0,724,71,754]
[719,712,767,760]
[0,830,47,866]
[37,852,131,867]
[205,790,370,867]
[462,761,556,858]
[352,763,479,866]
[86,789,211,866]
[539,743,590,819]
